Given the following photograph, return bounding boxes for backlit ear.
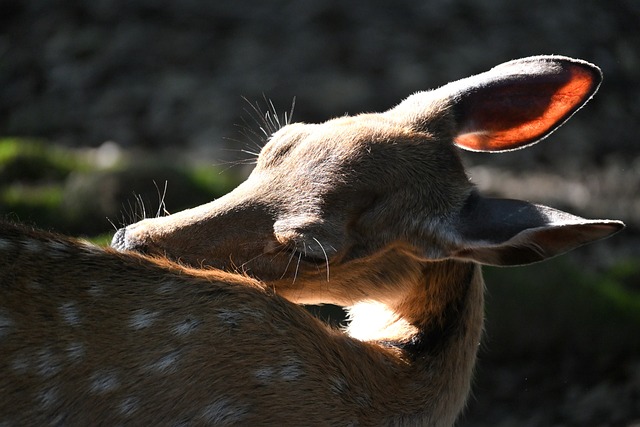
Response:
[451,193,624,266]
[452,56,602,151]
[389,55,602,152]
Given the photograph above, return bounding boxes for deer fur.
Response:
[1,56,624,425]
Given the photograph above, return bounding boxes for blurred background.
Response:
[1,0,639,424]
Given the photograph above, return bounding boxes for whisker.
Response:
[285,97,296,126]
[209,153,258,175]
[230,96,297,175]
[240,251,263,266]
[239,250,271,270]
[106,217,118,232]
[312,237,330,282]
[237,116,269,149]
[126,198,138,223]
[123,201,132,224]
[279,246,297,280]
[227,256,242,275]
[238,149,261,158]
[242,96,272,138]
[153,180,170,218]
[136,193,147,220]
[292,251,302,286]
[267,97,281,132]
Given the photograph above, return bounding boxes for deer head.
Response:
[112,55,623,306]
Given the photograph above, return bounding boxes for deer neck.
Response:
[347,260,485,424]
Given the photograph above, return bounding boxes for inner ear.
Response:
[451,56,602,152]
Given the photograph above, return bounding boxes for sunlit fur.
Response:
[0,56,623,425]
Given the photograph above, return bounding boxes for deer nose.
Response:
[111,227,150,254]
[110,227,127,250]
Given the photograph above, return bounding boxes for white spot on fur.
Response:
[118,396,139,416]
[66,342,85,363]
[329,377,370,408]
[0,237,13,250]
[157,280,178,294]
[330,376,348,395]
[129,309,159,330]
[87,280,103,297]
[254,359,304,384]
[36,348,61,378]
[37,386,59,408]
[21,238,43,252]
[217,307,265,328]
[355,393,372,408]
[48,240,73,258]
[279,357,303,381]
[200,398,249,425]
[254,366,276,384]
[0,310,13,338]
[90,371,119,394]
[217,309,242,327]
[60,302,81,326]
[11,356,28,373]
[247,308,264,320]
[172,318,201,336]
[148,350,181,373]
[26,279,43,290]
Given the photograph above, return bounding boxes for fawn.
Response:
[1,56,624,426]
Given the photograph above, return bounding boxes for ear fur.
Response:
[451,192,624,266]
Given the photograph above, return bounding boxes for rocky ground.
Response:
[2,1,639,424]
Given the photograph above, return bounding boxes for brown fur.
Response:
[0,222,480,425]
[1,56,623,425]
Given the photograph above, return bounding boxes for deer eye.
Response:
[288,247,327,265]
[268,239,326,265]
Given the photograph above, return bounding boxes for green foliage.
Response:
[2,184,64,209]
[188,165,240,197]
[0,138,93,181]
[86,232,118,247]
[0,138,242,237]
[0,138,88,233]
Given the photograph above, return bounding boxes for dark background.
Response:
[2,0,639,232]
[1,1,639,425]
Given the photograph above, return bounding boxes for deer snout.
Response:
[110,227,127,250]
[111,226,156,255]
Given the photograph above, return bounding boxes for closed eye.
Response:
[265,240,325,265]
[293,238,332,282]
[291,249,326,265]
[286,240,330,266]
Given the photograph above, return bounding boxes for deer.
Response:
[0,56,624,426]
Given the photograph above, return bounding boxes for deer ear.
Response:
[388,56,602,152]
[451,55,602,152]
[451,193,624,266]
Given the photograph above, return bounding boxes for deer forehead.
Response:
[256,114,461,187]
